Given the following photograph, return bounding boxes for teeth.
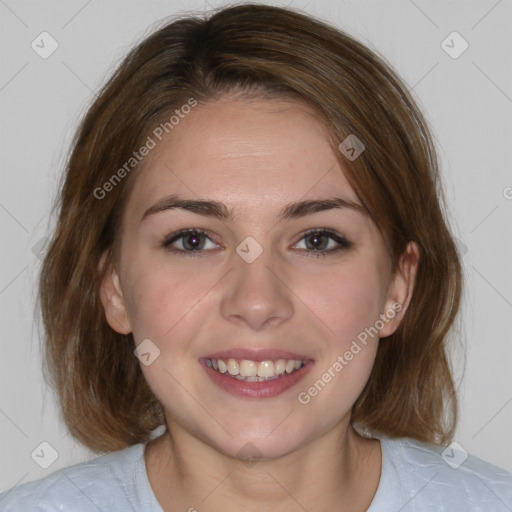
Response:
[240,359,258,377]
[257,360,274,378]
[274,359,286,375]
[206,357,305,380]
[218,359,228,373]
[227,358,239,375]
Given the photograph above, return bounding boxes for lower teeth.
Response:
[210,363,304,381]
[231,374,282,382]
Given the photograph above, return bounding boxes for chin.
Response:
[202,419,315,463]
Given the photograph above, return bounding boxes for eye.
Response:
[293,229,352,257]
[161,228,352,258]
[162,228,220,256]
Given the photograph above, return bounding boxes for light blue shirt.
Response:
[1,436,511,511]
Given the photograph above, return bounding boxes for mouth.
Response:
[200,350,314,399]
[205,357,306,381]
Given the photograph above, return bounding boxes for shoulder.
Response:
[0,443,157,512]
[373,436,512,511]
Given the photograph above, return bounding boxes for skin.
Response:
[100,96,419,511]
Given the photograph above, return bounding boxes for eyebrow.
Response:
[141,194,364,223]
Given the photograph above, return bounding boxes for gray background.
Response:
[1,0,511,492]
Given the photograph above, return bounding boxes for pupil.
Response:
[185,232,203,250]
[308,234,326,250]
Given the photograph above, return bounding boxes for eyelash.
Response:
[161,228,352,258]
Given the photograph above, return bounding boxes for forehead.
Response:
[126,97,360,220]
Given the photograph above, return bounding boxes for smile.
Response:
[205,358,305,381]
[201,352,314,399]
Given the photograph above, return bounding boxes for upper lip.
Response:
[202,348,313,362]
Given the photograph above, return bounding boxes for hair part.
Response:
[39,3,462,452]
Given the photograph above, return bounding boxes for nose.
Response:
[219,245,294,331]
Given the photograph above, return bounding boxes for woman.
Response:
[1,4,510,511]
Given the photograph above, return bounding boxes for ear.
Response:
[98,253,132,335]
[378,241,420,338]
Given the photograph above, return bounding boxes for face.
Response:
[101,96,415,460]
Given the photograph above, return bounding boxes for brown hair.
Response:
[39,3,462,453]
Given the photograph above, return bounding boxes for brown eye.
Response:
[162,228,219,256]
[293,229,352,257]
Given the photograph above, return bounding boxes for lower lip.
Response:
[200,359,314,399]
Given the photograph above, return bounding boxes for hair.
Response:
[39,3,462,453]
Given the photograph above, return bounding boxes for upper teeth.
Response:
[206,358,304,379]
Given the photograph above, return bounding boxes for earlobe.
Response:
[379,241,420,338]
[99,255,132,335]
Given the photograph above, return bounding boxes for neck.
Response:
[145,420,382,512]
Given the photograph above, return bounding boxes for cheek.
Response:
[295,262,384,409]
[305,262,384,347]
[123,262,210,342]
